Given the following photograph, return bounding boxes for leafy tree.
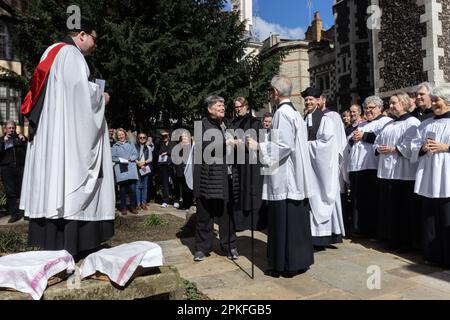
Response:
[10,0,281,131]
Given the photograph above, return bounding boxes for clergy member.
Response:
[411,84,450,267]
[374,92,421,251]
[247,75,315,278]
[302,87,346,249]
[19,21,115,257]
[230,97,264,231]
[347,96,392,237]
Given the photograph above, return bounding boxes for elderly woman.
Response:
[347,96,392,237]
[411,84,450,267]
[375,92,421,250]
[192,95,238,262]
[111,128,139,215]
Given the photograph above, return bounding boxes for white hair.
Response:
[363,95,384,110]
[271,75,292,97]
[431,84,450,103]
[416,82,434,94]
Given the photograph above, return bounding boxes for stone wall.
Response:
[377,0,426,92]
[438,0,450,82]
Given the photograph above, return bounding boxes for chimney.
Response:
[312,11,323,42]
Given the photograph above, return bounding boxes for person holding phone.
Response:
[0,121,27,223]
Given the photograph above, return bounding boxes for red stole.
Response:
[21,43,66,116]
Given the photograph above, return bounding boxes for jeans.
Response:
[136,175,148,205]
[119,180,137,210]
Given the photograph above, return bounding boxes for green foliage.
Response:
[0,230,28,253]
[0,182,6,209]
[143,213,168,227]
[183,279,201,300]
[12,0,281,130]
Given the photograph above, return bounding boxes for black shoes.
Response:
[7,215,22,223]
[227,248,239,260]
[193,251,205,262]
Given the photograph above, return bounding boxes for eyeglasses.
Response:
[139,137,147,140]
[87,33,97,44]
[363,106,378,111]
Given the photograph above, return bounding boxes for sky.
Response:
[225,0,335,40]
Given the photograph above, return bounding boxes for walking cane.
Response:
[249,104,255,280]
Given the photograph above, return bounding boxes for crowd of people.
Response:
[1,21,449,277]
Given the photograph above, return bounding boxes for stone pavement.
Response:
[148,204,450,300]
[2,203,450,300]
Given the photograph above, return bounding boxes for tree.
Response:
[11,0,281,131]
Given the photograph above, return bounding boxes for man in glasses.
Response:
[19,19,114,258]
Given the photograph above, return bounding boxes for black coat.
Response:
[230,113,264,231]
[0,135,27,167]
[193,116,229,201]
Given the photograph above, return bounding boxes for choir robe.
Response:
[411,111,450,267]
[19,37,115,256]
[347,115,393,237]
[259,99,315,272]
[306,110,346,246]
[230,113,264,231]
[374,114,421,247]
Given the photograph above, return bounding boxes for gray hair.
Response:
[363,96,384,110]
[416,82,433,94]
[431,84,450,103]
[271,75,292,97]
[4,120,16,127]
[204,95,225,110]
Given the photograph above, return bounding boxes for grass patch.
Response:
[143,214,169,228]
[183,280,201,300]
[0,230,29,254]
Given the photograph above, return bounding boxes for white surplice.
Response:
[20,43,115,221]
[375,115,421,180]
[347,116,393,173]
[259,100,315,201]
[308,112,346,237]
[411,116,450,198]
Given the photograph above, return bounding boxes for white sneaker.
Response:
[173,202,180,209]
[161,203,168,208]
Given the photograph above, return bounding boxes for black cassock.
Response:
[230,113,265,231]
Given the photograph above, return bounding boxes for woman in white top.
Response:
[411,84,450,267]
[375,92,420,251]
[347,96,392,237]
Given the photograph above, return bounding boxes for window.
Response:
[0,83,21,123]
[0,22,13,60]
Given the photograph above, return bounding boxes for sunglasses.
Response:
[138,137,147,139]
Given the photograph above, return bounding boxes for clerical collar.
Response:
[395,113,412,122]
[368,114,384,123]
[434,111,450,120]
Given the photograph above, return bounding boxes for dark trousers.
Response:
[1,166,24,217]
[195,197,236,254]
[174,176,193,208]
[158,164,171,203]
[354,170,379,238]
[118,180,137,210]
[421,196,450,267]
[267,199,314,272]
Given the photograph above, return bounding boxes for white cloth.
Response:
[347,116,393,172]
[412,117,450,198]
[307,113,346,236]
[80,241,164,287]
[259,99,315,201]
[20,43,115,221]
[375,116,421,180]
[0,250,75,300]
[184,143,195,190]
